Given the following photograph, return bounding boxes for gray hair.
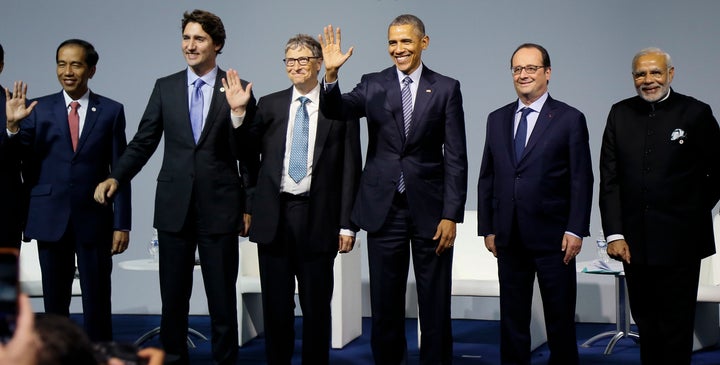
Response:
[285,34,322,58]
[632,47,673,70]
[389,14,426,38]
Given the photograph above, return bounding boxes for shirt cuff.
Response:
[339,228,355,238]
[6,128,18,137]
[230,112,246,129]
[323,78,338,91]
[565,231,581,239]
[607,234,624,243]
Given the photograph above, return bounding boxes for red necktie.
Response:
[68,101,80,151]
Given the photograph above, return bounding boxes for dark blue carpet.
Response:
[76,315,720,364]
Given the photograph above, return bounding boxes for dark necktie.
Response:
[398,76,413,193]
[515,107,532,160]
[190,78,205,143]
[68,101,80,151]
[288,96,310,183]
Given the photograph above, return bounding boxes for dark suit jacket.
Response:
[0,87,25,245]
[248,87,361,252]
[15,91,131,243]
[478,96,593,250]
[110,69,257,234]
[321,65,467,238]
[599,90,720,265]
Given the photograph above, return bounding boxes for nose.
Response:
[393,43,405,54]
[62,64,73,75]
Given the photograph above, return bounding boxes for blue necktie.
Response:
[288,96,310,183]
[515,107,532,160]
[190,78,205,143]
[398,76,413,193]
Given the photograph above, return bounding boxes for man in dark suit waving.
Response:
[5,39,131,342]
[0,43,25,249]
[478,43,593,365]
[227,33,361,365]
[319,14,468,364]
[600,47,720,365]
[94,9,256,365]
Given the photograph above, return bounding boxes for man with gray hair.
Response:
[225,33,361,365]
[600,47,720,364]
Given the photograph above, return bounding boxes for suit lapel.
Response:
[383,69,406,144]
[521,97,556,160]
[501,104,518,166]
[196,70,227,146]
[76,92,99,154]
[51,92,74,153]
[407,68,435,144]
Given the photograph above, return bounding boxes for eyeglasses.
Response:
[283,57,320,67]
[511,65,545,75]
[632,70,666,80]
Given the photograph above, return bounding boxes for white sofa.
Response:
[419,211,548,351]
[236,237,362,349]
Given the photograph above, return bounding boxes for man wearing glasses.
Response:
[600,47,720,365]
[225,34,361,365]
[478,43,593,365]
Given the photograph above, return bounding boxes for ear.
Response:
[421,35,429,50]
[88,65,97,79]
[667,66,675,84]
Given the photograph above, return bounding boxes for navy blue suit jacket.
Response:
[17,91,131,243]
[478,96,593,250]
[322,65,468,238]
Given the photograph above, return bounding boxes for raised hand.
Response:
[318,25,354,83]
[5,81,38,132]
[222,68,253,116]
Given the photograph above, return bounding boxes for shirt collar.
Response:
[396,63,423,85]
[187,66,218,88]
[62,89,90,108]
[292,82,321,105]
[516,92,549,114]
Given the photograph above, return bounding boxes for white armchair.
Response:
[418,211,547,351]
[19,240,81,297]
[236,237,362,349]
[692,213,720,350]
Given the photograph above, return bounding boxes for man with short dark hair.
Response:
[319,14,468,364]
[5,39,131,342]
[94,9,257,365]
[478,43,593,365]
[600,47,720,365]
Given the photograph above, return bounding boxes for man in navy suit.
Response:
[0,43,25,249]
[5,39,131,341]
[477,43,593,365]
[319,14,468,364]
[227,33,361,365]
[95,10,256,365]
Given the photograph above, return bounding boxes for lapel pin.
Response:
[426,89,432,93]
[91,107,96,112]
[220,87,225,93]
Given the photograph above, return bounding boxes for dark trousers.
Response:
[624,261,700,365]
[497,230,578,365]
[38,219,113,341]
[367,193,453,365]
[257,194,336,365]
[158,216,239,365]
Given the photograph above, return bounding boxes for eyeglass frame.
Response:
[283,56,321,67]
[511,65,546,75]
